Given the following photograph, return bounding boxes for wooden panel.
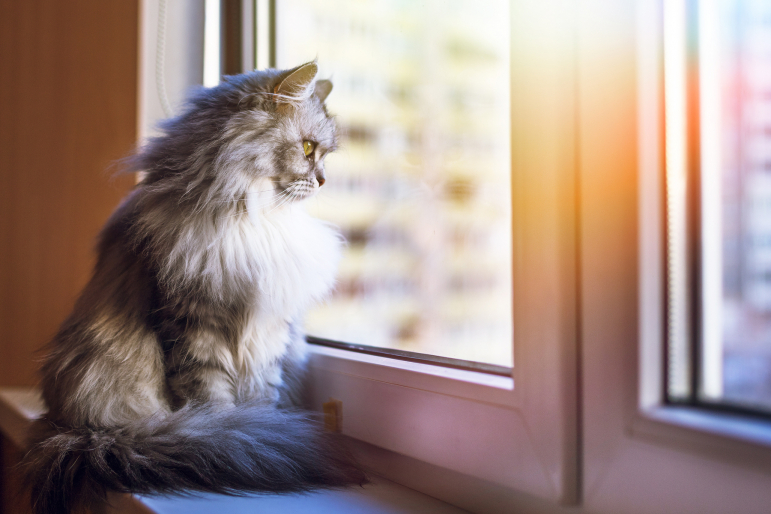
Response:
[1,435,32,514]
[0,0,139,387]
[222,0,243,75]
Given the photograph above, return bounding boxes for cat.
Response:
[21,61,366,514]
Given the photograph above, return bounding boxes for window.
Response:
[247,0,579,506]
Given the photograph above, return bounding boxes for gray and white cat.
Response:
[22,61,365,514]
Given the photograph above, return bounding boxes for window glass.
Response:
[667,0,771,412]
[276,0,512,366]
[707,0,771,411]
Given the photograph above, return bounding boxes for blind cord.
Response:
[156,0,173,118]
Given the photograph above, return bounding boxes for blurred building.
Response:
[737,1,771,308]
[721,0,771,407]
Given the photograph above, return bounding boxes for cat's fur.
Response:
[21,62,365,514]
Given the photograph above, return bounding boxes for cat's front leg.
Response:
[165,328,238,407]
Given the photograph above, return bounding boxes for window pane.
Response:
[276,0,512,367]
[701,0,771,411]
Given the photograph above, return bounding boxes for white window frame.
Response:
[252,0,582,506]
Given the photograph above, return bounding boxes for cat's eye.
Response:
[303,141,315,157]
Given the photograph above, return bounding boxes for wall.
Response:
[0,0,140,387]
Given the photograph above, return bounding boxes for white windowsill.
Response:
[642,406,771,447]
[0,387,464,514]
[631,404,771,470]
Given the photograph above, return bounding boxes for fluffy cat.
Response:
[22,61,365,514]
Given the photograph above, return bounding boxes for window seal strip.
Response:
[306,336,512,377]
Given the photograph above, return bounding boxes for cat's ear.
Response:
[314,80,333,103]
[273,62,318,104]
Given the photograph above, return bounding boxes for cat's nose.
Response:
[316,171,326,187]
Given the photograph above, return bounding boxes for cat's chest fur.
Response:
[218,197,340,396]
[238,198,340,316]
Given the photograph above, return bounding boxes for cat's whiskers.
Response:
[264,188,297,215]
[249,186,299,216]
[262,189,295,212]
[208,179,317,217]
[263,182,308,215]
[209,188,284,208]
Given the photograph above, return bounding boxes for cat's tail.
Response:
[22,403,367,514]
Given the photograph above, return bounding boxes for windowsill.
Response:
[138,477,465,514]
[0,387,464,514]
[632,405,771,470]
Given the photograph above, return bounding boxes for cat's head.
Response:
[136,61,338,208]
[233,61,338,201]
